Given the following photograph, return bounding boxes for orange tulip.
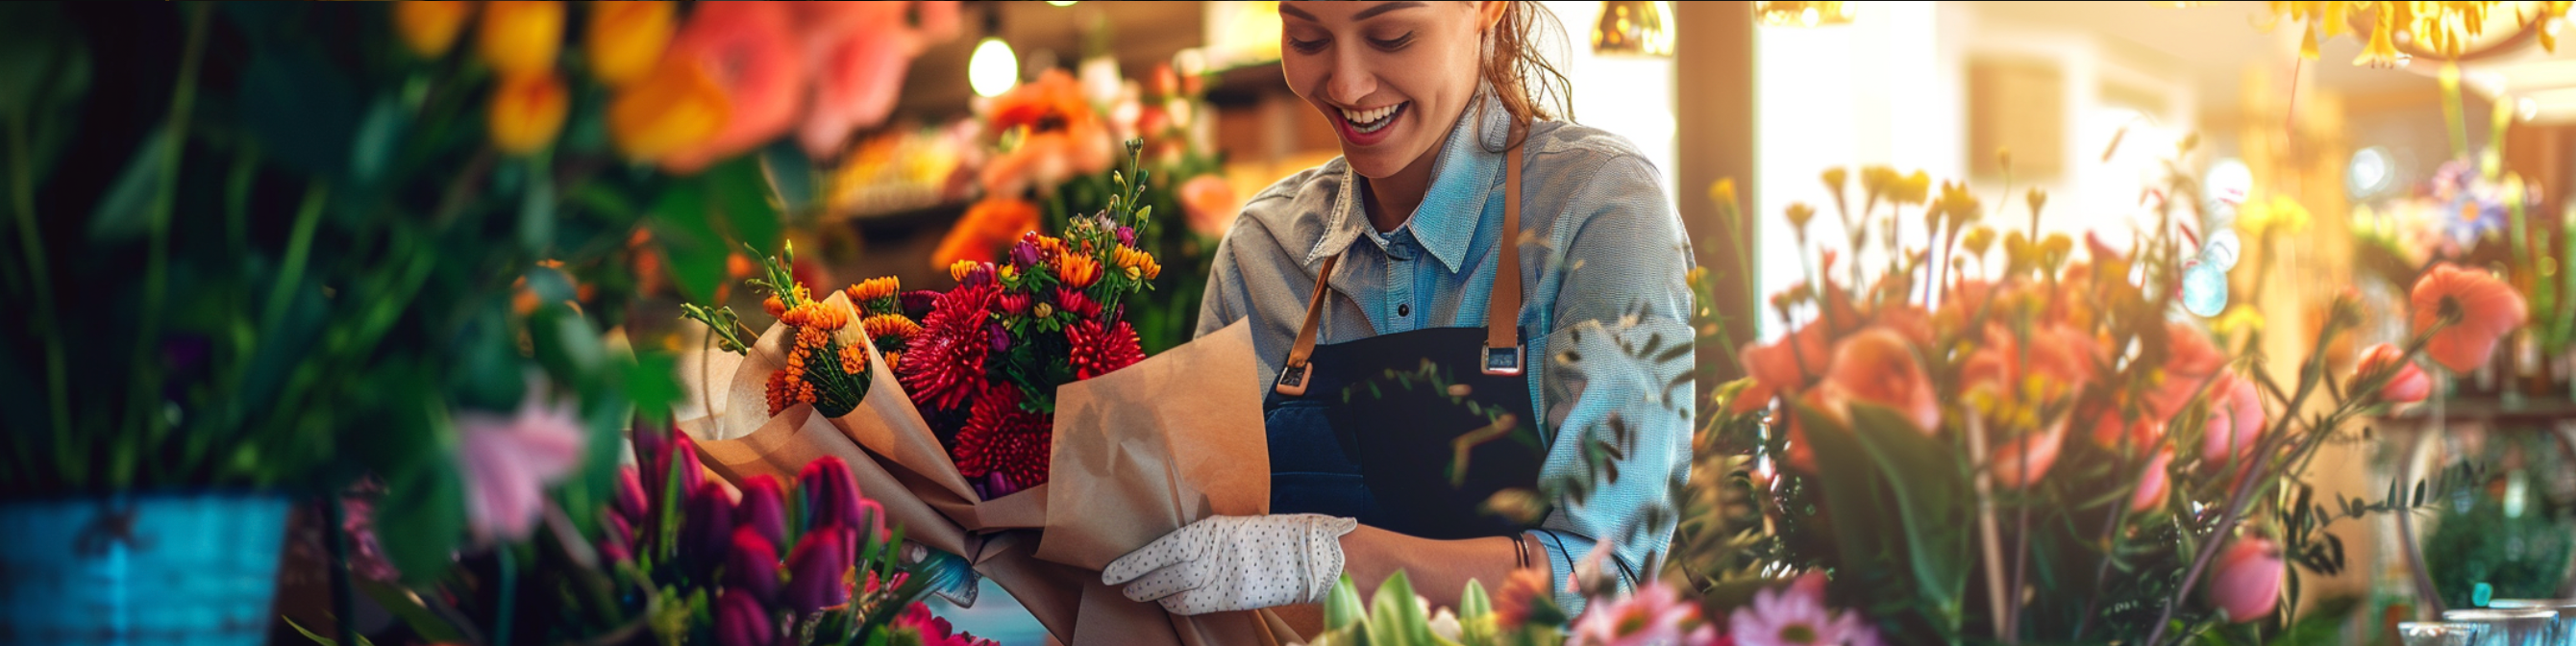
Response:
[584,0,675,87]
[1988,422,2065,489]
[489,71,569,155]
[479,1,564,78]
[1055,254,1102,289]
[609,57,731,163]
[396,1,478,58]
[1813,327,1941,435]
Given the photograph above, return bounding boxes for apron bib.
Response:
[1262,142,1544,540]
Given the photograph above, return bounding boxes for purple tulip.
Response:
[1116,226,1136,247]
[985,471,1021,498]
[631,416,671,473]
[714,587,777,646]
[734,475,788,549]
[681,481,736,583]
[900,290,941,320]
[613,466,648,528]
[725,526,783,605]
[784,526,855,612]
[798,456,862,533]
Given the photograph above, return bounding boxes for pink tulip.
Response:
[657,431,707,503]
[2129,450,2174,512]
[2202,375,2265,466]
[726,526,783,605]
[456,394,587,542]
[1989,423,2066,489]
[735,475,788,549]
[614,465,649,527]
[2355,343,2431,404]
[714,586,777,646]
[2208,536,2283,622]
[785,526,856,612]
[600,512,635,563]
[2147,322,2228,420]
[2412,263,2529,372]
[632,417,671,472]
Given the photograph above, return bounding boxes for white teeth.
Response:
[1339,103,1402,134]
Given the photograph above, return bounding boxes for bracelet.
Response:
[1509,533,1529,570]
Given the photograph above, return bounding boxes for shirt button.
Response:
[1398,304,1410,317]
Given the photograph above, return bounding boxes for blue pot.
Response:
[0,492,292,646]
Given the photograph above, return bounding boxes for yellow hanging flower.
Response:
[609,57,731,162]
[477,1,564,78]
[584,0,675,87]
[2355,10,2404,68]
[488,71,569,155]
[1113,246,1162,281]
[395,1,477,59]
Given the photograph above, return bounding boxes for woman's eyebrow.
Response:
[1277,2,1429,23]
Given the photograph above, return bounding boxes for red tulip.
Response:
[2355,343,2431,404]
[681,481,737,582]
[726,526,783,605]
[715,586,777,646]
[785,526,855,612]
[2209,536,2283,622]
[735,475,788,549]
[600,511,635,563]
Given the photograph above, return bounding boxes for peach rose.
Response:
[1813,327,1942,434]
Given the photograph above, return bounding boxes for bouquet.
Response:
[899,142,1164,498]
[682,247,929,418]
[1650,151,2522,644]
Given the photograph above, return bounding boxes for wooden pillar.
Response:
[1674,1,1758,412]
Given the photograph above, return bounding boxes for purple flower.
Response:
[456,390,587,542]
[681,481,736,583]
[655,430,706,505]
[1116,226,1136,247]
[799,456,863,533]
[735,475,788,549]
[987,322,1012,354]
[983,471,1022,498]
[725,526,783,605]
[957,262,996,288]
[901,290,942,320]
[714,586,777,646]
[631,416,671,470]
[785,526,856,612]
[599,512,635,564]
[1010,239,1043,268]
[1729,573,1878,646]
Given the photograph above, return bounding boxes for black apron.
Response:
[1263,144,1545,540]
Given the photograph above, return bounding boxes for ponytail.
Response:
[1481,0,1575,143]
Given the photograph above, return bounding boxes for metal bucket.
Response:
[0,492,291,645]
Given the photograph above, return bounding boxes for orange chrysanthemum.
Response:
[781,302,850,331]
[846,277,902,306]
[839,343,868,376]
[1055,254,1102,289]
[863,313,923,344]
[2411,263,2529,372]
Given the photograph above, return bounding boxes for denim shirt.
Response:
[1196,94,1696,615]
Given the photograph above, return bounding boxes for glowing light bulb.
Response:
[969,37,1019,98]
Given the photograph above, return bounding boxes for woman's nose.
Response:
[1322,47,1376,106]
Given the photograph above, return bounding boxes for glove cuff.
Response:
[1300,515,1359,604]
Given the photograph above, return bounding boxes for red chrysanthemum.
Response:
[900,284,999,411]
[1065,319,1145,380]
[953,384,1053,487]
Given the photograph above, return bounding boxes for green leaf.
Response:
[284,615,375,646]
[649,180,727,303]
[1326,574,1367,632]
[531,305,607,385]
[757,140,818,211]
[376,412,464,588]
[350,95,405,185]
[1843,403,1972,626]
[620,353,683,424]
[520,157,557,253]
[87,127,172,240]
[235,45,359,176]
[1369,571,1434,646]
[352,579,470,644]
[706,156,781,256]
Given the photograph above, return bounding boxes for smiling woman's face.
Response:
[1279,1,1496,180]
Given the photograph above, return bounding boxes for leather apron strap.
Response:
[1276,139,1527,395]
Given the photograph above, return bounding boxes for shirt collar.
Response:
[1303,92,1514,273]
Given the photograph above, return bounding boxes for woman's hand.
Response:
[1102,514,1358,615]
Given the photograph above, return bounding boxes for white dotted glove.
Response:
[1101,514,1359,615]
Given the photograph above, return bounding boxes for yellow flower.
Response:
[2239,195,2313,238]
[609,58,731,162]
[2355,11,2404,68]
[395,1,477,59]
[1000,264,1019,281]
[2213,304,2266,336]
[862,313,923,344]
[478,1,564,78]
[1819,168,1846,195]
[489,71,569,155]
[948,260,980,284]
[1785,202,1818,233]
[1113,246,1162,281]
[1709,178,1738,208]
[2025,188,2048,217]
[1962,226,1996,257]
[584,0,674,87]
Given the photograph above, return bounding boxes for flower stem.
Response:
[7,104,74,487]
[120,1,211,488]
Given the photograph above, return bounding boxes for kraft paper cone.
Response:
[680,405,977,559]
[1035,320,1269,571]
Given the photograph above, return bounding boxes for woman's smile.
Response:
[1333,101,1409,144]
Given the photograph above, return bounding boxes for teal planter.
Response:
[0,493,292,646]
